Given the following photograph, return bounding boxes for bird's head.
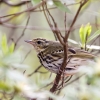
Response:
[25,38,50,53]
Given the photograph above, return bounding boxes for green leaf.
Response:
[9,43,15,53]
[87,24,92,36]
[31,0,41,5]
[87,29,100,43]
[84,23,92,38]
[0,81,10,91]
[79,23,92,48]
[1,34,8,54]
[79,25,85,45]
[53,0,71,13]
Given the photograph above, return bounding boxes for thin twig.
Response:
[14,15,30,49]
[42,3,64,45]
[0,1,80,18]
[42,3,58,41]
[3,0,30,6]
[65,0,88,41]
[36,71,48,74]
[27,65,42,77]
[49,0,89,97]
[56,74,85,91]
[57,76,73,91]
[21,50,31,63]
[0,0,47,18]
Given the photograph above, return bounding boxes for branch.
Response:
[3,0,30,7]
[27,65,42,77]
[0,0,46,18]
[0,1,80,18]
[42,3,64,45]
[65,0,88,40]
[50,42,68,93]
[49,0,89,97]
[14,15,30,49]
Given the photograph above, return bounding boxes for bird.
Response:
[25,38,96,76]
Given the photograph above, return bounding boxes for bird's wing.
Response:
[64,56,95,75]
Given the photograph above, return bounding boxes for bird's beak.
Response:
[24,40,33,44]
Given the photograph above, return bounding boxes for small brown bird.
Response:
[25,38,96,76]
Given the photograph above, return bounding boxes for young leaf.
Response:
[53,0,71,13]
[79,24,92,48]
[87,24,92,36]
[79,25,85,45]
[1,35,8,54]
[31,0,41,5]
[9,43,15,53]
[83,23,92,45]
[87,29,100,43]
[0,81,10,91]
[84,23,92,38]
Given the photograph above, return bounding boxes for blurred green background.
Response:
[0,0,100,100]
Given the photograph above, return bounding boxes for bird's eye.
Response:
[37,41,41,44]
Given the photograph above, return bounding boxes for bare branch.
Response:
[0,0,47,18]
[65,0,88,40]
[3,0,30,7]
[27,65,42,77]
[14,15,30,49]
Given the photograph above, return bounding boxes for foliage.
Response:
[0,0,100,100]
[0,35,56,100]
[79,23,100,49]
[53,0,71,13]
[79,23,92,48]
[62,59,100,100]
[68,24,100,50]
[1,33,100,100]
